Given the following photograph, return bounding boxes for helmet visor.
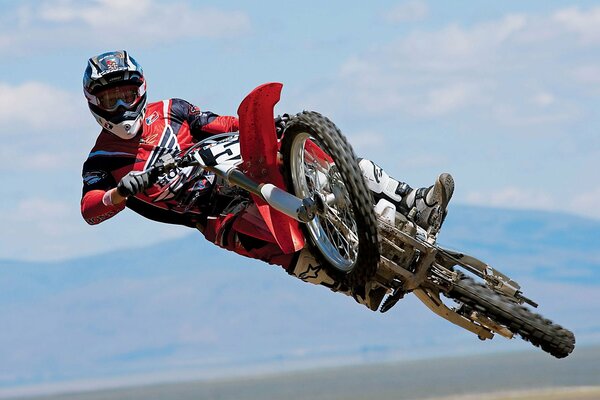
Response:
[95,84,143,112]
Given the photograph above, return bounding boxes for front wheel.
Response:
[447,276,575,358]
[281,111,379,288]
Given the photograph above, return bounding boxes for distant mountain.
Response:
[441,206,600,283]
[1,205,599,395]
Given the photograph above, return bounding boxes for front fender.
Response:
[237,83,304,254]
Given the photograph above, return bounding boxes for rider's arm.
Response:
[200,114,239,134]
[171,98,239,139]
[81,189,126,225]
[80,166,126,225]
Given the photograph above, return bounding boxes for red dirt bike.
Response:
[148,83,575,359]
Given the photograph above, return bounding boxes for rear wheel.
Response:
[448,275,575,358]
[281,111,379,288]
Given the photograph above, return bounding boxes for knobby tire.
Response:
[448,275,575,358]
[281,111,379,289]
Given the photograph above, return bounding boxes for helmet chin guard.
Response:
[92,106,145,139]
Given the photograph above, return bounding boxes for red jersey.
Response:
[81,98,239,227]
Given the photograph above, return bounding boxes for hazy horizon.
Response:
[3,345,599,400]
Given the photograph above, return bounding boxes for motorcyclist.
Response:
[80,50,454,309]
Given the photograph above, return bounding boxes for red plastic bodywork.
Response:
[237,83,305,254]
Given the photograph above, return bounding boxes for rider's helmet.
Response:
[83,50,147,139]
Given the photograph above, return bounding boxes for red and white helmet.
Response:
[83,50,147,139]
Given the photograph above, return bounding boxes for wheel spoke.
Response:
[325,206,359,249]
[292,134,360,269]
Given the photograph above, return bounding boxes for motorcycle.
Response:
[146,82,576,359]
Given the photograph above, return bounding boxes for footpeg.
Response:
[380,287,406,313]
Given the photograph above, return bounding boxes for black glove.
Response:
[274,113,290,138]
[117,171,153,197]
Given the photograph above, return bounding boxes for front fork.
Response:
[189,152,320,223]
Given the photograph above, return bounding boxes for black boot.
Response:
[402,173,454,234]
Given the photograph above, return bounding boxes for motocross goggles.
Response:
[88,82,146,112]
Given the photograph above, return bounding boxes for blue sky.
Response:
[1,0,599,261]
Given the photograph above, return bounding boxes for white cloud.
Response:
[385,0,429,23]
[0,198,75,249]
[571,65,600,88]
[0,34,10,48]
[0,150,73,172]
[0,81,82,130]
[311,15,533,119]
[464,186,600,221]
[309,7,600,128]
[0,196,189,261]
[387,14,528,71]
[0,80,94,172]
[553,6,600,44]
[465,187,557,211]
[532,92,555,107]
[13,197,70,224]
[1,0,251,51]
[38,0,150,24]
[490,102,578,127]
[27,153,68,170]
[346,130,386,153]
[570,187,600,219]
[419,82,479,116]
